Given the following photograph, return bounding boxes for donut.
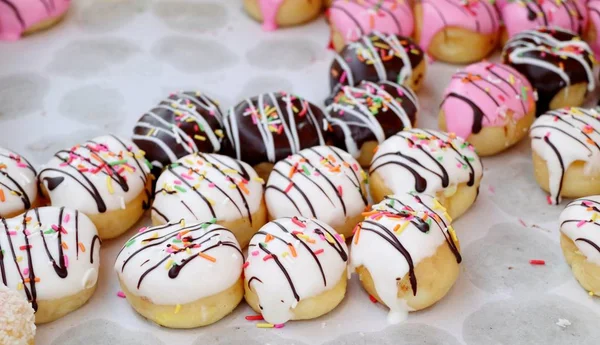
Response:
[369,128,483,220]
[439,61,536,156]
[414,0,500,63]
[351,193,461,323]
[502,27,595,116]
[0,287,36,345]
[326,80,419,166]
[559,196,600,296]
[0,206,101,324]
[115,220,244,328]
[585,0,600,59]
[132,91,225,175]
[222,92,329,180]
[151,153,267,248]
[244,217,349,325]
[243,0,323,31]
[0,0,70,41]
[0,147,40,219]
[500,0,587,43]
[265,146,368,239]
[330,33,426,96]
[38,135,152,240]
[529,107,600,205]
[327,0,415,52]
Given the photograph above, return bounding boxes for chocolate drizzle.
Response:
[0,0,25,30]
[132,91,225,174]
[222,92,328,166]
[329,32,424,100]
[502,27,595,116]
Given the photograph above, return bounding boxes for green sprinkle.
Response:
[174,185,187,193]
[144,159,153,170]
[201,222,210,229]
[259,242,268,250]
[302,165,310,175]
[125,239,135,247]
[210,218,217,224]
[170,163,181,169]
[436,156,444,162]
[44,228,55,234]
[109,159,128,166]
[173,239,182,243]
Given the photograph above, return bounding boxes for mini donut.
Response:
[244,217,349,325]
[326,80,419,166]
[0,287,36,345]
[369,129,483,220]
[38,135,152,240]
[500,0,587,43]
[351,193,461,323]
[559,196,600,296]
[439,61,536,156]
[529,107,600,205]
[585,0,600,59]
[327,0,415,52]
[0,0,70,41]
[265,146,368,239]
[151,153,267,248]
[0,206,101,324]
[222,92,329,180]
[132,91,225,175]
[0,147,40,219]
[243,0,323,31]
[115,221,244,328]
[502,27,596,116]
[414,0,500,63]
[329,32,426,97]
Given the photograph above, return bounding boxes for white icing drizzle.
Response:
[369,129,483,197]
[38,135,151,215]
[115,221,243,305]
[223,92,327,164]
[530,107,600,205]
[503,28,595,91]
[244,217,349,325]
[265,146,368,229]
[325,80,418,157]
[0,207,101,310]
[0,147,37,217]
[560,196,600,266]
[350,193,460,324]
[151,153,264,224]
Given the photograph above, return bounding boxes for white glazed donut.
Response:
[529,107,600,205]
[265,146,368,239]
[0,206,101,324]
[244,217,349,325]
[0,147,38,218]
[369,129,483,219]
[115,221,244,328]
[151,153,266,248]
[351,193,461,324]
[38,135,152,239]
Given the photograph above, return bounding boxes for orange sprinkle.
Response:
[265,234,274,243]
[393,224,401,232]
[61,242,69,250]
[354,226,361,245]
[369,14,375,29]
[0,189,5,202]
[198,252,216,262]
[362,210,379,217]
[90,153,103,163]
[288,244,297,257]
[78,242,86,253]
[288,163,298,178]
[238,182,249,195]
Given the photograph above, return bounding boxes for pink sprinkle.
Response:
[24,229,30,236]
[274,324,285,329]
[251,250,259,256]
[23,268,29,276]
[117,291,126,298]
[488,185,495,194]
[318,234,326,241]
[334,234,344,243]
[518,219,527,227]
[138,226,148,233]
[52,224,59,232]
[181,173,193,180]
[314,249,324,255]
[544,132,551,139]
[577,220,587,227]
[337,186,343,197]
[173,180,182,185]
[456,163,462,168]
[63,213,70,223]
[340,71,347,84]
[208,183,216,188]
[582,200,592,207]
[64,255,69,269]
[16,162,28,168]
[8,231,16,236]
[546,195,553,205]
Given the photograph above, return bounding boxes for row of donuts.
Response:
[244,0,600,63]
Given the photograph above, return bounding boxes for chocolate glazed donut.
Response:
[221,92,329,167]
[502,27,595,116]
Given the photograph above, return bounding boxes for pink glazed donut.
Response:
[500,0,587,42]
[0,0,70,41]
[415,0,500,63]
[327,0,415,52]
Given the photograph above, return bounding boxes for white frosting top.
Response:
[244,217,349,325]
[560,196,600,266]
[152,153,264,224]
[265,146,368,229]
[115,221,243,305]
[530,107,600,205]
[350,193,461,324]
[38,135,151,214]
[0,147,37,217]
[0,207,101,311]
[369,129,483,197]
